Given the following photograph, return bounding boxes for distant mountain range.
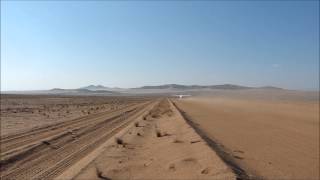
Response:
[49,87,115,94]
[80,85,109,91]
[135,84,282,90]
[44,84,281,95]
[48,85,125,94]
[136,84,248,90]
[76,84,282,91]
[2,84,283,95]
[79,85,127,92]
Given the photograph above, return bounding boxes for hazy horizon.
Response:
[1,83,319,92]
[1,1,319,91]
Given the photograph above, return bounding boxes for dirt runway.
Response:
[174,94,319,179]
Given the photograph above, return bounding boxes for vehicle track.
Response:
[0,102,145,160]
[1,103,140,151]
[0,101,156,180]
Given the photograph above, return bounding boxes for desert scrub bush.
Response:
[173,139,184,143]
[156,129,170,138]
[134,122,139,127]
[156,129,162,137]
[115,137,124,145]
[95,166,108,180]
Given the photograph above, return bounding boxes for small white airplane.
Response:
[173,94,191,99]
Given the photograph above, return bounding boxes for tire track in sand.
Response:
[0,101,156,180]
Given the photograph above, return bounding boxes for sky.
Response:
[1,1,319,91]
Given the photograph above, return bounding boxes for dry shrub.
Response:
[95,166,109,180]
[151,114,160,118]
[115,137,123,145]
[134,122,139,127]
[156,129,170,138]
[156,129,162,137]
[173,139,184,143]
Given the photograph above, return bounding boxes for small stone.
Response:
[168,164,176,171]
[201,167,209,174]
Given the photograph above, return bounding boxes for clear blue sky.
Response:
[1,1,319,91]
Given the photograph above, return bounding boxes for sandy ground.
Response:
[2,91,317,179]
[1,95,235,180]
[73,99,235,180]
[174,91,319,179]
[0,95,147,136]
[0,95,154,180]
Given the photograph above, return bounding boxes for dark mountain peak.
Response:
[209,84,252,90]
[137,84,253,90]
[80,85,108,90]
[50,88,66,91]
[259,86,283,90]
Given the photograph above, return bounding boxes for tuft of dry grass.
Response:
[168,163,176,171]
[115,137,124,145]
[183,157,197,162]
[156,129,162,137]
[173,139,184,143]
[151,114,160,118]
[134,122,139,127]
[95,166,109,180]
[201,167,209,174]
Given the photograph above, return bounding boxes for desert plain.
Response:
[174,89,319,179]
[0,94,236,180]
[0,89,319,180]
